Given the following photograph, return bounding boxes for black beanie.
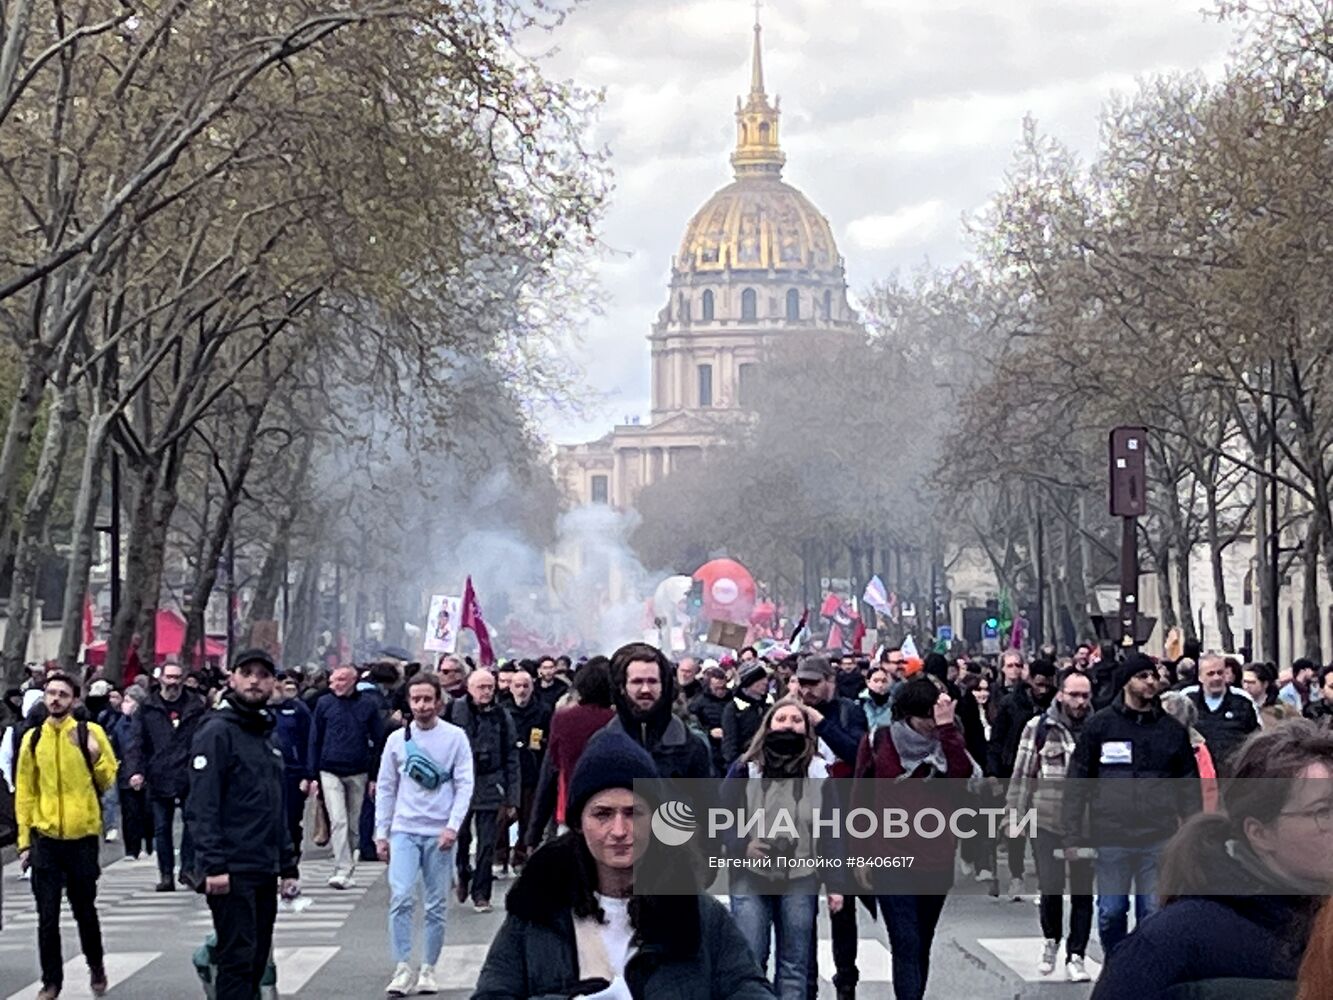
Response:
[739,663,768,688]
[1112,652,1157,695]
[566,730,659,828]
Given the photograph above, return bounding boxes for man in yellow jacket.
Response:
[15,671,119,1000]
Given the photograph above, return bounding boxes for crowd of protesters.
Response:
[6,636,1333,1000]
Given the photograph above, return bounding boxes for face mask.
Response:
[868,688,891,706]
[764,729,807,757]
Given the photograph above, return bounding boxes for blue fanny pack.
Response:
[402,724,448,791]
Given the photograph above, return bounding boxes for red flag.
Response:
[461,576,495,667]
[82,592,95,647]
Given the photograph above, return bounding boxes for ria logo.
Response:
[651,800,696,846]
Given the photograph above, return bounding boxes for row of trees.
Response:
[632,0,1333,659]
[0,0,607,686]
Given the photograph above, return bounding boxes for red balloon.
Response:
[693,559,757,624]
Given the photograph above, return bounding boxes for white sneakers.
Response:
[104,829,119,843]
[386,963,439,996]
[386,963,416,996]
[975,868,994,882]
[327,872,357,890]
[1038,939,1059,976]
[416,965,439,994]
[1006,877,1025,901]
[1066,956,1091,982]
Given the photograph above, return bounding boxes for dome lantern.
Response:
[730,6,785,180]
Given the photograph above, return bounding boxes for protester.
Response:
[1242,662,1280,711]
[1091,721,1333,999]
[676,655,703,702]
[1279,659,1317,712]
[495,667,548,877]
[835,654,865,701]
[447,668,519,912]
[1185,653,1260,774]
[987,656,1054,900]
[1062,652,1202,959]
[125,660,207,891]
[794,653,869,1000]
[108,687,152,862]
[853,676,979,1000]
[690,665,730,775]
[724,698,843,999]
[186,650,300,1000]
[375,672,476,996]
[15,672,119,1000]
[471,730,774,1000]
[270,672,315,862]
[527,658,617,848]
[309,663,385,889]
[1303,665,1333,729]
[533,655,569,715]
[859,664,893,736]
[722,662,772,768]
[1005,667,1094,983]
[1160,691,1220,813]
[596,642,712,780]
[438,656,467,701]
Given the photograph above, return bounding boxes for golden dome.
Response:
[675,17,840,275]
[678,177,839,274]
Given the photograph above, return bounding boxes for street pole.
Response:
[1110,427,1148,650]
[225,533,236,663]
[1118,517,1139,650]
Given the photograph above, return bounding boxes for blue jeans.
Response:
[878,894,948,1000]
[152,795,194,882]
[730,878,818,1000]
[388,832,454,966]
[1094,843,1162,957]
[101,785,120,833]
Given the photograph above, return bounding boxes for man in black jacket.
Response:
[125,660,207,891]
[495,668,548,876]
[721,663,771,768]
[1187,654,1259,774]
[446,669,519,912]
[186,650,299,1000]
[1061,652,1200,960]
[595,642,712,781]
[795,654,869,1000]
[987,658,1056,899]
[688,666,730,775]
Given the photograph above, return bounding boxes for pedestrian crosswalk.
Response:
[4,952,162,1000]
[977,938,1104,983]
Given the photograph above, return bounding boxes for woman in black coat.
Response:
[472,729,773,1000]
[1091,721,1333,1000]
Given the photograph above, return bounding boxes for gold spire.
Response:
[731,2,785,179]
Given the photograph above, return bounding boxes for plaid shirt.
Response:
[1004,706,1079,837]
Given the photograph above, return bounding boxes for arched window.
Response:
[824,289,833,320]
[701,290,715,322]
[741,288,758,321]
[759,122,771,144]
[786,289,800,321]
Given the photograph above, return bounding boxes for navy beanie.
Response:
[566,730,659,828]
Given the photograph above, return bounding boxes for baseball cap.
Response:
[88,679,111,697]
[231,648,278,675]
[794,655,834,683]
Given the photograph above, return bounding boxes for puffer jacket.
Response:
[15,716,118,851]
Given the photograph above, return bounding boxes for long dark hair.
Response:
[1159,720,1333,904]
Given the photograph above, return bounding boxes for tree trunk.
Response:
[286,554,322,666]
[1,380,77,687]
[1154,538,1178,632]
[1204,485,1236,653]
[0,348,49,575]
[1302,515,1322,661]
[57,414,109,672]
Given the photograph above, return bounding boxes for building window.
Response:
[698,364,713,407]
[824,289,833,320]
[701,290,715,322]
[741,288,757,321]
[591,475,609,505]
[679,294,690,322]
[786,289,800,321]
[738,363,757,408]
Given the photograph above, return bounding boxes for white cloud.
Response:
[846,201,948,251]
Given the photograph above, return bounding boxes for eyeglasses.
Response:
[1280,805,1333,833]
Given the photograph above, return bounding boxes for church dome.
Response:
[674,18,840,277]
[678,176,839,274]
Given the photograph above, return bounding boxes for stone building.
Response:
[557,18,862,508]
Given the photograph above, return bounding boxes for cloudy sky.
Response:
[537,0,1236,445]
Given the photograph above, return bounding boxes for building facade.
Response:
[557,19,861,509]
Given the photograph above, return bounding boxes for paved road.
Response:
[0,846,1105,999]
